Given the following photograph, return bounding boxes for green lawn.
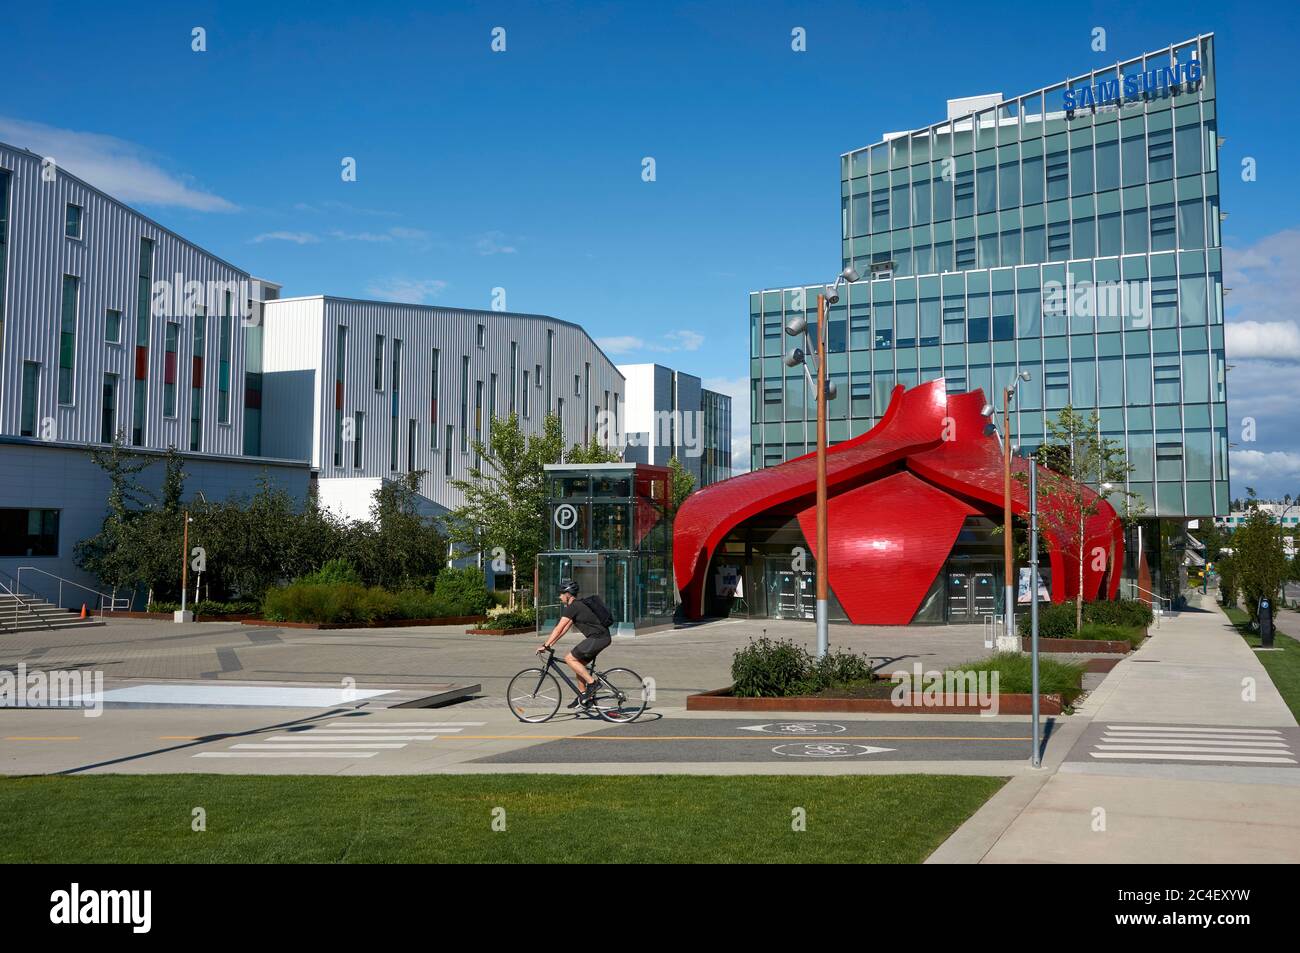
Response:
[1223,606,1300,722]
[0,773,1006,864]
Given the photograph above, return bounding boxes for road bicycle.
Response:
[507,646,649,724]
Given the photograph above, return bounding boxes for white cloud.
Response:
[475,231,518,255]
[1223,229,1300,330]
[365,278,448,304]
[327,226,431,247]
[664,330,705,352]
[598,329,706,356]
[251,231,320,244]
[1230,449,1300,484]
[329,229,393,243]
[1225,320,1300,360]
[293,200,400,217]
[0,116,236,212]
[597,336,645,355]
[703,375,751,474]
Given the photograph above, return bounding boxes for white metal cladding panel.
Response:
[0,145,251,456]
[259,297,324,466]
[282,297,624,511]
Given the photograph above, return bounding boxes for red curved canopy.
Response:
[673,378,1124,624]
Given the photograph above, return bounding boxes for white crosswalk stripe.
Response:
[191,720,486,760]
[1089,724,1297,765]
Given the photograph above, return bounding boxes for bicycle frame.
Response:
[536,647,599,698]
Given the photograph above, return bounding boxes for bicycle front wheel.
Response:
[507,668,562,723]
[591,667,649,723]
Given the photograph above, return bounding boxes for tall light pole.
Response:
[785,265,859,657]
[983,370,1030,650]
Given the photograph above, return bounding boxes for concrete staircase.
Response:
[0,594,106,633]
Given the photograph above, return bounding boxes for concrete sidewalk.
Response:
[930,600,1300,863]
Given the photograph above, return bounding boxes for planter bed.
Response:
[466,626,536,636]
[687,686,1063,715]
[241,615,488,630]
[1021,635,1133,654]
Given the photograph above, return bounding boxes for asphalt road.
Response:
[470,716,1051,764]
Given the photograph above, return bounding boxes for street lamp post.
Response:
[984,371,1031,651]
[785,265,859,658]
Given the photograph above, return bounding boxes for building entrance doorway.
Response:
[946,570,998,623]
[758,555,817,620]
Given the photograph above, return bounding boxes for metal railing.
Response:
[14,566,128,617]
[1119,581,1174,626]
[0,576,55,632]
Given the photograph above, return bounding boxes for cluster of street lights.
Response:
[783,265,860,658]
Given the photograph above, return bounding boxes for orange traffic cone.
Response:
[80,604,87,619]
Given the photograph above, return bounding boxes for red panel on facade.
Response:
[795,472,977,624]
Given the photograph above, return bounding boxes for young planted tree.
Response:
[74,434,152,600]
[1022,405,1139,633]
[666,455,696,516]
[1233,491,1290,621]
[447,412,564,598]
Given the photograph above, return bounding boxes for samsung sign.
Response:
[1064,58,1202,114]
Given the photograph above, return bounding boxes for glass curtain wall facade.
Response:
[749,35,1226,517]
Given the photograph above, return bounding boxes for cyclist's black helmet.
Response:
[558,579,580,596]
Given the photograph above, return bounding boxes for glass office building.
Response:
[750,34,1227,520]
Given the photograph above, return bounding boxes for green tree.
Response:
[666,455,695,515]
[359,471,446,589]
[1233,492,1289,621]
[74,434,152,598]
[565,435,622,464]
[1022,405,1139,633]
[447,412,563,597]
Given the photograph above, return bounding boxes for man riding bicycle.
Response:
[537,579,612,708]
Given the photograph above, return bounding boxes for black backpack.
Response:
[582,595,615,629]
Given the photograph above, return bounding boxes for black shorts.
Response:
[571,633,612,664]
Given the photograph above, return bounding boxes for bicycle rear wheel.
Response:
[507,668,562,723]
[590,667,649,723]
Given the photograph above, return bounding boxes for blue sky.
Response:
[3,0,1299,496]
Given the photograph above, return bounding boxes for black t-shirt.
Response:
[561,598,609,639]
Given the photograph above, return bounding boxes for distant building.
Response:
[618,362,731,487]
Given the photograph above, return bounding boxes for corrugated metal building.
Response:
[0,141,310,602]
[262,296,625,518]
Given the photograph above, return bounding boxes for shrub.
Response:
[732,638,813,698]
[1087,598,1153,630]
[393,587,443,619]
[801,647,875,694]
[484,608,537,629]
[1017,598,1153,637]
[262,582,403,624]
[731,638,874,697]
[1017,601,1078,639]
[297,558,362,587]
[434,567,494,616]
[147,600,259,616]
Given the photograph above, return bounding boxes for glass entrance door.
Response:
[947,572,970,621]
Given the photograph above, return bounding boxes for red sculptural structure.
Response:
[673,378,1124,624]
